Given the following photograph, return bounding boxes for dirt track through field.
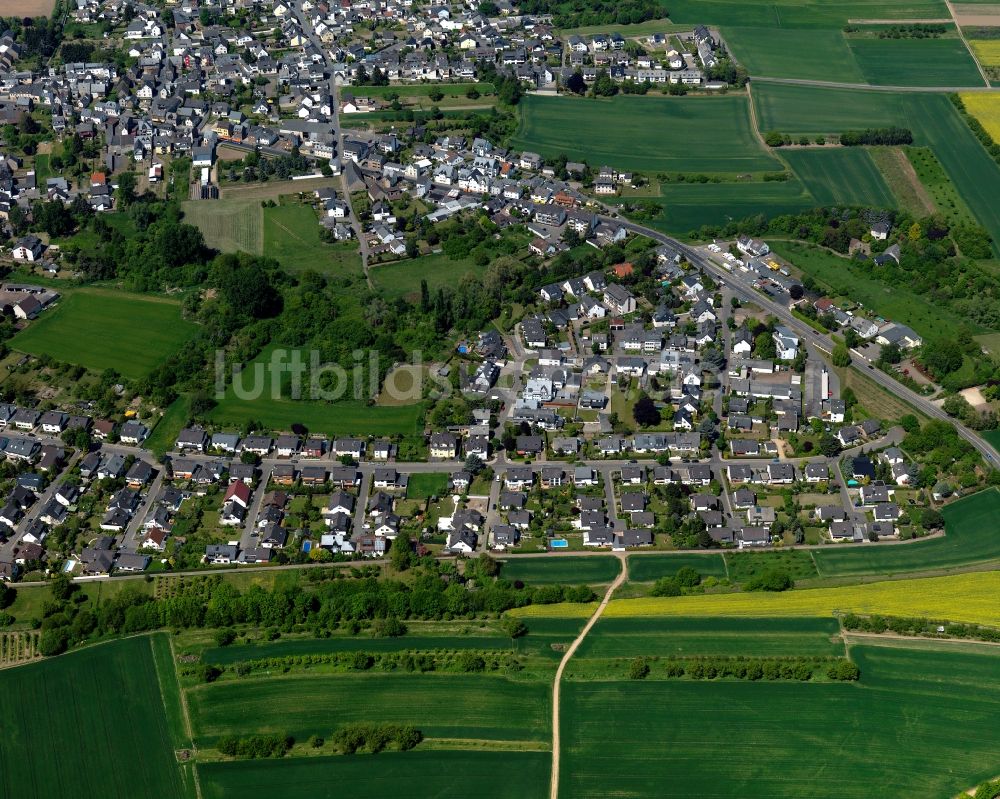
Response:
[549,554,627,799]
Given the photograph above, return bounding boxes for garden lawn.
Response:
[199,751,549,799]
[187,674,551,746]
[405,471,449,499]
[572,616,845,659]
[500,555,623,585]
[12,289,198,379]
[814,486,1000,575]
[510,94,780,174]
[0,636,187,799]
[559,644,1000,798]
[783,148,897,208]
[771,241,978,342]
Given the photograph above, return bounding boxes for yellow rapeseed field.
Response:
[969,40,1000,67]
[960,91,1000,141]
[512,572,1000,627]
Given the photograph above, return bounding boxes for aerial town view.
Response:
[0,0,1000,796]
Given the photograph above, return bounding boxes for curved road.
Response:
[609,216,1000,467]
[549,554,627,799]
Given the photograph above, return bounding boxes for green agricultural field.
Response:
[208,345,424,436]
[559,643,1000,798]
[782,148,898,208]
[188,674,551,746]
[666,0,950,28]
[500,555,622,585]
[637,179,815,235]
[405,472,450,499]
[814,486,1000,576]
[13,289,198,380]
[724,27,865,81]
[201,634,518,665]
[626,552,728,582]
[0,636,188,799]
[572,617,845,659]
[752,83,912,134]
[199,751,550,799]
[262,203,363,277]
[847,37,985,86]
[772,241,978,341]
[510,95,780,174]
[372,252,488,301]
[182,199,262,254]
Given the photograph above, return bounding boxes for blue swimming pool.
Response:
[550,539,568,548]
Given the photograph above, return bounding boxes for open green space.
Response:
[358,82,495,98]
[499,556,622,585]
[772,240,980,341]
[208,345,424,436]
[182,199,262,254]
[782,148,898,208]
[814,486,1000,576]
[559,643,1000,798]
[405,472,450,499]
[510,94,780,174]
[199,751,549,799]
[573,616,845,659]
[145,394,193,457]
[626,552,728,582]
[188,674,550,746]
[905,145,978,227]
[0,636,188,799]
[12,289,198,380]
[724,549,819,583]
[262,203,363,277]
[847,37,984,86]
[372,252,487,301]
[636,179,815,235]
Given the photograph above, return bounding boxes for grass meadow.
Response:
[0,636,189,799]
[626,552,729,582]
[182,199,262,253]
[12,289,197,379]
[405,471,449,499]
[559,644,1000,798]
[371,252,488,302]
[199,751,549,799]
[510,94,780,174]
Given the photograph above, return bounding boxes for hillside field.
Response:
[0,636,189,799]
[199,751,550,799]
[559,644,1000,798]
[510,94,780,174]
[12,289,198,380]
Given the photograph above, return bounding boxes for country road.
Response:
[549,554,627,799]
